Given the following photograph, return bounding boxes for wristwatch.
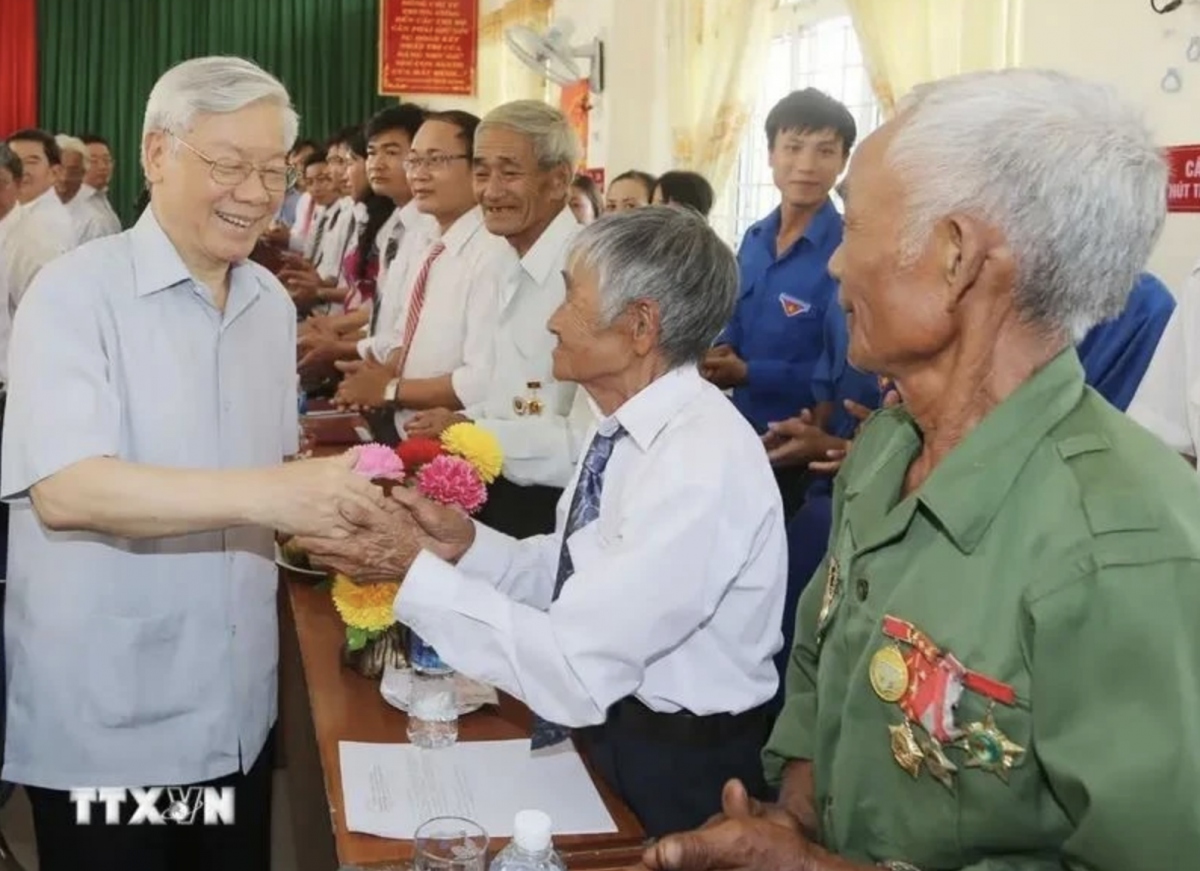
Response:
[880,862,922,871]
[383,378,401,405]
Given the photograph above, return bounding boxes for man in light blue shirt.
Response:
[0,57,384,871]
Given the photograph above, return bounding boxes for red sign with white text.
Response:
[378,0,477,96]
[1167,144,1200,213]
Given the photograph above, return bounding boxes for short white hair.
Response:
[142,56,298,151]
[478,100,581,169]
[889,69,1167,340]
[54,134,87,160]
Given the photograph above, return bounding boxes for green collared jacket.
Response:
[765,350,1200,871]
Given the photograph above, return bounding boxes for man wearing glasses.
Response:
[335,111,507,434]
[0,57,386,871]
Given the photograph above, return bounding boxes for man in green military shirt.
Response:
[630,69,1200,871]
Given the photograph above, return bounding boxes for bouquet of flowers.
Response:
[331,424,503,654]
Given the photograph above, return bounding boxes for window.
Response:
[713,14,882,248]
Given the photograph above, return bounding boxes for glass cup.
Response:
[413,816,489,871]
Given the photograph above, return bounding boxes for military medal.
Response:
[912,726,958,790]
[513,381,545,417]
[957,706,1025,782]
[818,557,840,628]
[869,645,909,702]
[888,721,924,778]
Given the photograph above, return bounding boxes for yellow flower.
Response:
[330,574,400,632]
[441,422,503,484]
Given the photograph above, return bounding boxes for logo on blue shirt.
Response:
[779,293,811,317]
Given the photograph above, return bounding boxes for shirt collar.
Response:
[79,183,98,200]
[129,208,264,322]
[753,198,840,251]
[29,187,63,215]
[867,348,1086,554]
[587,365,707,453]
[518,205,579,287]
[439,206,484,255]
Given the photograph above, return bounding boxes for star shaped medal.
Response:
[957,706,1025,782]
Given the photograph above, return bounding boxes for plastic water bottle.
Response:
[489,810,566,871]
[407,630,458,748]
[296,374,307,416]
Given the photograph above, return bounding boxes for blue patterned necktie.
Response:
[530,426,625,750]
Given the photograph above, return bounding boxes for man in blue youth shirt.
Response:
[1077,271,1174,411]
[703,89,857,513]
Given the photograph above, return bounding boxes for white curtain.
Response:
[665,0,774,193]
[847,0,1022,114]
[477,0,554,109]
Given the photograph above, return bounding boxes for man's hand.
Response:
[263,225,290,247]
[334,348,401,412]
[762,410,849,469]
[298,333,348,371]
[702,346,749,390]
[635,780,812,871]
[253,452,390,538]
[808,391,900,475]
[405,409,469,440]
[294,483,476,580]
[299,315,338,339]
[279,262,326,311]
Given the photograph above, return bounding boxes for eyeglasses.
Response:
[170,132,296,193]
[402,154,469,173]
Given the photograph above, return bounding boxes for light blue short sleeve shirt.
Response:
[0,208,298,789]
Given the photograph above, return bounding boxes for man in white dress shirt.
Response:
[79,134,123,236]
[302,206,788,837]
[5,128,76,252]
[0,56,386,871]
[334,111,506,434]
[0,144,65,310]
[54,133,113,245]
[406,101,592,537]
[297,104,431,377]
[278,126,361,310]
[1128,260,1200,463]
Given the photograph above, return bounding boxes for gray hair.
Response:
[889,69,1167,340]
[477,100,581,169]
[54,134,87,160]
[568,206,737,366]
[0,144,21,182]
[142,56,298,151]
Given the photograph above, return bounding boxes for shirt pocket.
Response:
[86,611,197,729]
[758,298,826,360]
[949,672,1043,859]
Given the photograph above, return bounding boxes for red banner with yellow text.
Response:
[378,0,478,96]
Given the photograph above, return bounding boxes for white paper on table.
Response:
[338,739,618,840]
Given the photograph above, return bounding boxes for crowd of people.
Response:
[0,50,1195,871]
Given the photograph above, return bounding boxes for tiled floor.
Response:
[0,772,300,870]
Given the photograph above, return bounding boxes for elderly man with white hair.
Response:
[300,206,788,836]
[0,56,387,871]
[405,99,593,537]
[627,69,1200,871]
[55,133,120,244]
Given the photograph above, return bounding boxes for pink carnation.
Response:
[416,455,487,514]
[353,443,406,481]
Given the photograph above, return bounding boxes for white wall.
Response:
[549,0,671,177]
[460,0,1198,285]
[1019,0,1200,290]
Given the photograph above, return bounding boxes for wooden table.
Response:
[279,575,647,871]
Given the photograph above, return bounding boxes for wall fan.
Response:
[504,20,605,94]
